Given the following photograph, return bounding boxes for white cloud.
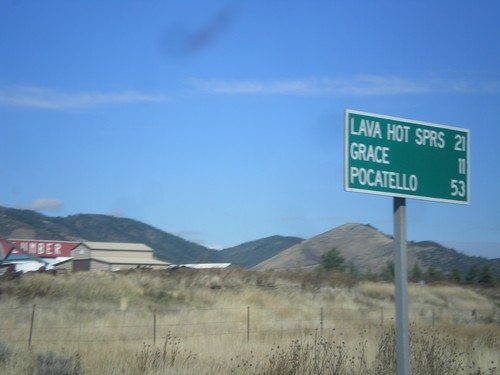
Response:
[189,75,500,96]
[21,198,64,212]
[0,86,168,109]
[190,78,323,95]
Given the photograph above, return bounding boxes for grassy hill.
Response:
[219,235,303,268]
[254,223,500,276]
[1,206,497,275]
[410,240,490,275]
[0,206,219,264]
[254,223,393,272]
[0,207,302,267]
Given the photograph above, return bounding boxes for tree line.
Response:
[321,247,498,287]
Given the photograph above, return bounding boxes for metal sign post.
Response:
[344,109,471,375]
[394,197,410,375]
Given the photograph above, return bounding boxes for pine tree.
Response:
[410,263,423,282]
[425,266,444,282]
[381,261,394,281]
[320,248,346,272]
[477,265,494,288]
[449,268,463,284]
[465,264,480,285]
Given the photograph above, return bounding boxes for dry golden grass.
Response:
[0,269,498,374]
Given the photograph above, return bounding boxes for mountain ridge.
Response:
[1,206,498,275]
[253,223,499,275]
[0,206,302,267]
[0,207,219,264]
[220,235,304,268]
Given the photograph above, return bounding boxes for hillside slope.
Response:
[253,224,392,273]
[0,206,219,264]
[253,223,499,275]
[1,207,497,274]
[219,235,304,268]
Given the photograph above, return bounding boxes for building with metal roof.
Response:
[1,239,171,273]
[181,263,233,269]
[70,241,170,271]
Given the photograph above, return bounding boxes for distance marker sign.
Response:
[345,110,469,204]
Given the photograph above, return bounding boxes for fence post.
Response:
[380,307,384,328]
[78,308,83,347]
[153,309,157,346]
[247,306,250,343]
[432,309,435,327]
[28,304,36,350]
[320,307,323,336]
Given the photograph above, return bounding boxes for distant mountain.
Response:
[0,206,220,264]
[1,207,497,275]
[409,240,491,275]
[219,235,304,268]
[253,223,500,275]
[254,223,391,272]
[0,206,306,267]
[53,214,221,264]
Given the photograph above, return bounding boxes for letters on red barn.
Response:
[9,240,79,258]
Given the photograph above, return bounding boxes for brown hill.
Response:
[253,223,391,273]
[219,235,304,268]
[253,223,499,276]
[1,207,497,275]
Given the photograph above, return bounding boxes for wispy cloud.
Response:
[190,75,500,96]
[18,198,64,212]
[190,78,325,95]
[0,86,168,109]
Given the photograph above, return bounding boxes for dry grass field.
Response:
[0,269,499,374]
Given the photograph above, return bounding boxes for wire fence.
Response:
[1,304,497,350]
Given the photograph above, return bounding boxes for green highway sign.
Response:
[345,109,470,204]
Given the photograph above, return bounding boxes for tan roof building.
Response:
[69,241,170,271]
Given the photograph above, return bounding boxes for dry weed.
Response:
[0,270,498,374]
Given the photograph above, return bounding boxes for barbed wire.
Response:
[0,303,497,350]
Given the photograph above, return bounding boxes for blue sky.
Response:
[1,1,499,258]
